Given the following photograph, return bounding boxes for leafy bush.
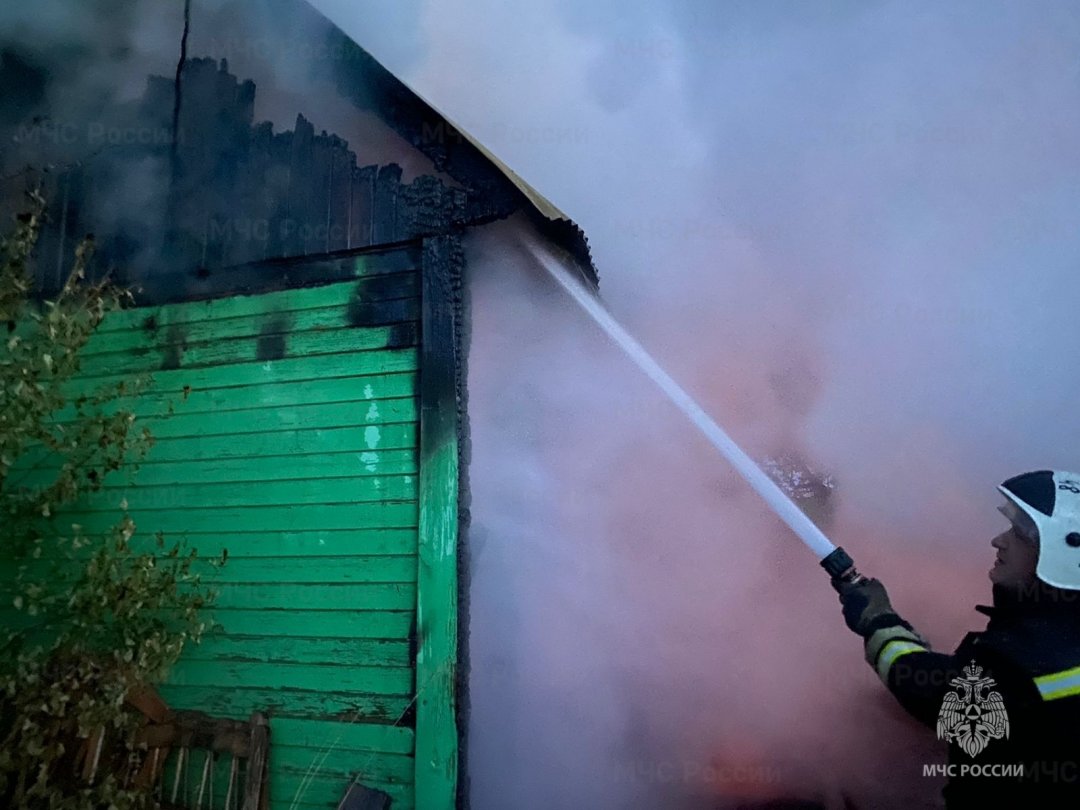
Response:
[0,190,211,808]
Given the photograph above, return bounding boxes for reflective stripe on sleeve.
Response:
[1034,665,1080,701]
[875,640,928,683]
[865,625,927,668]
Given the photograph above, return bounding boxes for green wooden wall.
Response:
[25,241,460,809]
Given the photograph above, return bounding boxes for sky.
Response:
[302,1,1080,807]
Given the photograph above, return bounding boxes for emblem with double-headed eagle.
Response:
[936,660,1010,757]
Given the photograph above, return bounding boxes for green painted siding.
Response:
[20,242,463,809]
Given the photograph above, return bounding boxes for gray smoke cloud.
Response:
[0,0,441,289]
[311,1,1080,807]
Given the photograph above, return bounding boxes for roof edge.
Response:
[301,0,598,288]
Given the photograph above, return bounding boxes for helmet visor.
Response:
[998,501,1039,545]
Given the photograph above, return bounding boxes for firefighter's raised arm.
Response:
[836,577,956,726]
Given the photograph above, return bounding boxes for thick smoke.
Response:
[313,1,1080,807]
[0,0,431,178]
[0,0,442,294]
[182,0,440,182]
[0,0,181,267]
[463,216,969,809]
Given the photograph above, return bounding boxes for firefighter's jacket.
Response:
[867,583,1080,808]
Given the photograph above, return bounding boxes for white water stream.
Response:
[523,237,838,562]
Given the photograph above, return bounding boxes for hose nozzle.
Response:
[820,546,867,592]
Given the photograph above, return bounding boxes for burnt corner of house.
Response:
[256,316,288,361]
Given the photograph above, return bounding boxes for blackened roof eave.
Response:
[300,0,598,289]
[526,209,596,288]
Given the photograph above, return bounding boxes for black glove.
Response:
[837,577,903,636]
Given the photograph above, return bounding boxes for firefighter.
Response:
[836,470,1080,808]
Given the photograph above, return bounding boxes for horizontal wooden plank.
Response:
[51,502,418,534]
[274,747,413,784]
[98,252,420,334]
[64,345,418,394]
[0,581,416,613]
[198,556,416,585]
[158,684,411,723]
[51,372,417,423]
[203,609,413,639]
[85,273,418,355]
[129,397,418,440]
[29,529,417,559]
[75,475,418,512]
[21,450,418,489]
[80,318,418,378]
[2,555,418,586]
[272,771,413,810]
[284,796,410,810]
[186,635,411,668]
[270,717,413,755]
[207,583,415,611]
[147,423,417,462]
[24,424,418,472]
[0,609,414,644]
[166,660,413,695]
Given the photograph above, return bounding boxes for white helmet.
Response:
[998,470,1080,590]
